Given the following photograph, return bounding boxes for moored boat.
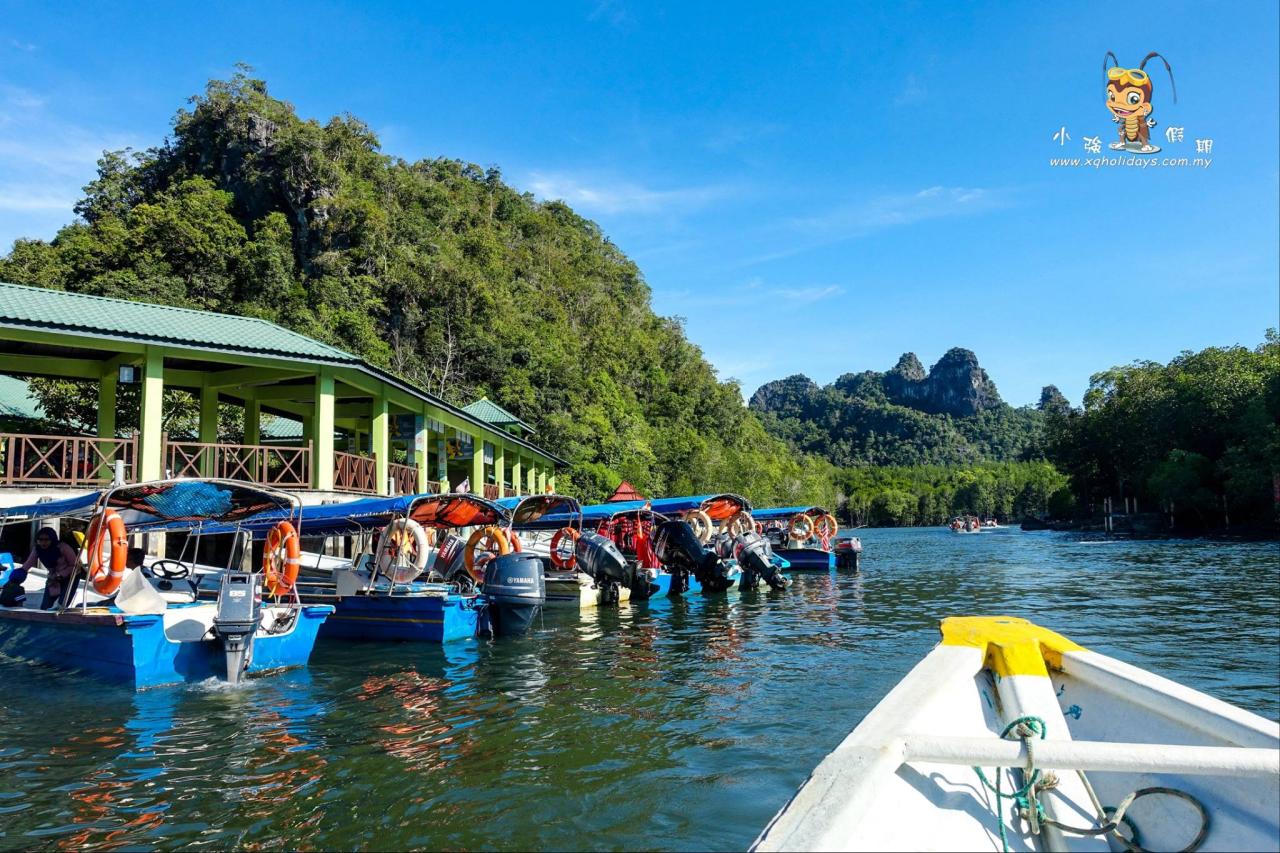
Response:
[753,616,1280,851]
[578,501,703,600]
[753,505,860,571]
[0,479,333,689]
[646,493,790,592]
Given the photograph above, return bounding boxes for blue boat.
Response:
[214,492,544,641]
[0,479,334,689]
[753,505,862,572]
[574,501,703,599]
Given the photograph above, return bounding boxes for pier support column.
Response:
[138,347,165,481]
[312,369,335,491]
[537,468,547,494]
[371,390,389,496]
[243,396,260,479]
[548,472,556,493]
[436,429,450,493]
[495,443,506,497]
[199,383,219,477]
[527,462,536,495]
[471,436,484,496]
[97,367,117,480]
[511,455,523,496]
[414,412,430,495]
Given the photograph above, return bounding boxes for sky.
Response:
[1,0,1277,406]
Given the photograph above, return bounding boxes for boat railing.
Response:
[164,436,312,488]
[388,462,418,496]
[0,431,136,486]
[333,451,378,494]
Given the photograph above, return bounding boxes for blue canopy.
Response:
[199,493,413,538]
[496,494,582,529]
[647,494,752,520]
[0,490,102,523]
[752,505,829,522]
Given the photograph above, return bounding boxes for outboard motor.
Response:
[733,532,789,591]
[435,533,470,586]
[575,532,636,604]
[213,571,261,685]
[835,536,862,573]
[654,520,735,593]
[482,553,545,636]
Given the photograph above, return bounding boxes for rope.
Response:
[973,715,1210,852]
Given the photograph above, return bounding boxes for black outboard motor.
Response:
[654,520,735,593]
[733,532,789,591]
[575,532,636,604]
[435,533,470,587]
[213,571,261,685]
[482,552,545,636]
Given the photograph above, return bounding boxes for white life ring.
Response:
[687,510,714,544]
[719,510,754,539]
[376,518,431,583]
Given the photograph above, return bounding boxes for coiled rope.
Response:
[973,715,1210,852]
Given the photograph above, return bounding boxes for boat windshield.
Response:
[509,494,581,530]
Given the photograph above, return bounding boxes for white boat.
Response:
[754,616,1280,852]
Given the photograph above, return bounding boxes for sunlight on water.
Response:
[0,529,1275,850]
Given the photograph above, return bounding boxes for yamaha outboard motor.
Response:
[482,552,545,636]
[654,520,735,593]
[213,571,261,685]
[435,533,470,587]
[733,532,789,591]
[575,532,637,604]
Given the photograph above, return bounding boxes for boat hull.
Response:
[0,603,332,690]
[303,590,483,643]
[545,573,632,608]
[773,548,836,571]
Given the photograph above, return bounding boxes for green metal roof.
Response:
[0,281,359,364]
[0,374,42,420]
[463,397,533,433]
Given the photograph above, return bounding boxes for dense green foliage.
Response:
[834,461,1070,527]
[0,72,835,507]
[1046,334,1279,528]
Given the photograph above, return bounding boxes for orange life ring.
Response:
[263,520,301,597]
[788,513,814,542]
[508,531,523,553]
[463,526,511,581]
[814,513,838,539]
[549,527,580,569]
[86,509,128,595]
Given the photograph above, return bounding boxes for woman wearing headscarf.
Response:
[16,527,79,609]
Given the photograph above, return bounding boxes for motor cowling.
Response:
[213,571,261,685]
[435,532,469,585]
[482,552,545,636]
[654,520,735,593]
[734,532,789,591]
[575,532,628,584]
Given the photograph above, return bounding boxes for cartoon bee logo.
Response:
[1104,52,1176,153]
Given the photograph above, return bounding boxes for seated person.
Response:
[0,562,27,607]
[18,527,78,609]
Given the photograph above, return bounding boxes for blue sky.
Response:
[1,0,1277,406]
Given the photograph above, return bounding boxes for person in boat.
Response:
[0,562,26,607]
[17,527,78,609]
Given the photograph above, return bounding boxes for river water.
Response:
[1,528,1276,850]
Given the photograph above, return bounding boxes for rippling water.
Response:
[1,529,1276,850]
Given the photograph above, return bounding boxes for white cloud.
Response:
[524,171,731,216]
[660,278,844,311]
[0,186,78,212]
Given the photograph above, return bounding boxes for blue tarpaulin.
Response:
[0,491,102,523]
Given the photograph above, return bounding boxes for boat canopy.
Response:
[647,494,751,521]
[752,506,829,522]
[204,493,413,538]
[100,479,299,531]
[0,490,101,523]
[406,493,509,529]
[496,494,582,530]
[578,501,669,524]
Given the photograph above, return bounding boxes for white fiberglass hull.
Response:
[754,616,1280,852]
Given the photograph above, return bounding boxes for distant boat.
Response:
[950,516,982,534]
[753,616,1280,851]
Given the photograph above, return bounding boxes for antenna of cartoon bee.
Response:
[1104,51,1177,103]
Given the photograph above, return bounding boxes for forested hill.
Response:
[0,72,834,506]
[749,348,1057,467]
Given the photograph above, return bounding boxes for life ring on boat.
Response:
[549,527,580,570]
[754,521,764,535]
[263,520,302,597]
[463,526,511,582]
[508,531,523,553]
[86,509,129,595]
[788,513,814,542]
[687,510,714,544]
[814,513,838,539]
[719,510,754,539]
[376,518,431,583]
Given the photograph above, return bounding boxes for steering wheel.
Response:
[149,559,191,580]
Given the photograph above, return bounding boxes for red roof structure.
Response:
[607,480,645,502]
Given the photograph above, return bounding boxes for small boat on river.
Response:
[754,505,862,572]
[644,494,790,592]
[578,500,702,600]
[0,479,333,689]
[753,615,1280,852]
[950,515,982,534]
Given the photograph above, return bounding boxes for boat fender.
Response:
[549,527,580,569]
[787,513,814,543]
[464,526,511,582]
[86,509,129,595]
[687,510,714,544]
[263,520,302,597]
[376,518,431,582]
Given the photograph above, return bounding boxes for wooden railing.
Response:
[483,483,500,500]
[1,433,136,486]
[334,451,377,494]
[503,486,518,498]
[389,462,417,496]
[422,480,441,494]
[165,437,311,488]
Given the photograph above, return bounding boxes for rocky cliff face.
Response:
[882,348,1003,417]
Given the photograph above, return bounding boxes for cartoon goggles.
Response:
[1107,67,1150,87]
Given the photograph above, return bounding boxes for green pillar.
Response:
[97,368,118,480]
[436,429,450,492]
[415,412,430,494]
[244,395,261,478]
[471,435,484,496]
[312,369,335,490]
[372,390,389,496]
[548,472,557,493]
[527,461,536,494]
[537,468,547,494]
[199,383,219,476]
[511,455,523,496]
[495,443,506,497]
[138,348,165,481]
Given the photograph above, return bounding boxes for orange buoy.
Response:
[263,520,301,597]
[549,527,580,569]
[86,509,128,595]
